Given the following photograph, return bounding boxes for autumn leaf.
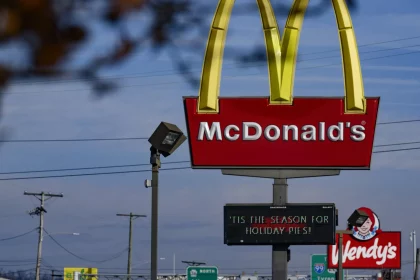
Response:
[0,66,11,87]
[18,0,48,11]
[34,43,68,68]
[112,40,134,61]
[0,9,22,38]
[117,0,148,13]
[106,0,148,22]
[61,26,87,43]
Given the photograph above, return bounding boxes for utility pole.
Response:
[411,231,417,278]
[117,213,147,280]
[24,191,63,280]
[173,253,176,275]
[415,248,420,280]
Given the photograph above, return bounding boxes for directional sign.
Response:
[311,254,339,280]
[186,266,218,280]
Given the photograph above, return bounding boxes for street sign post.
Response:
[311,254,339,280]
[186,266,218,280]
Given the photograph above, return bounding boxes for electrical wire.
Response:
[43,228,128,263]
[0,140,419,176]
[371,147,420,154]
[0,166,190,181]
[1,119,419,143]
[0,262,36,267]
[0,160,190,175]
[8,46,420,96]
[374,141,420,148]
[11,34,420,86]
[0,228,37,241]
[0,146,420,181]
[0,259,35,263]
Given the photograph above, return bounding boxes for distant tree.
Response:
[0,0,358,136]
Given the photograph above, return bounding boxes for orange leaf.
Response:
[117,0,148,13]
[34,43,68,68]
[18,0,48,11]
[62,26,87,43]
[112,40,134,61]
[0,66,11,87]
[0,9,21,37]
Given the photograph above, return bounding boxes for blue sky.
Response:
[1,0,420,278]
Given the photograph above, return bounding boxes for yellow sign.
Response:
[198,0,365,114]
[64,267,98,280]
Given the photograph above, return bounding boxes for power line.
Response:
[44,228,128,263]
[371,147,420,154]
[8,45,420,96]
[374,141,420,148]
[2,119,420,143]
[0,262,37,267]
[0,259,36,263]
[0,140,419,176]
[12,34,420,86]
[377,119,420,125]
[0,228,37,241]
[1,146,420,181]
[0,160,190,175]
[0,166,190,181]
[0,137,148,143]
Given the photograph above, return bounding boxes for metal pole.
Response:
[173,253,176,275]
[414,248,420,280]
[272,178,288,280]
[150,147,160,280]
[338,233,343,280]
[128,212,133,279]
[35,192,45,280]
[414,231,417,277]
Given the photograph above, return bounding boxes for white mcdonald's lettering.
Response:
[197,122,366,142]
[331,238,398,266]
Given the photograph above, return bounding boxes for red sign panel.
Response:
[184,97,380,169]
[327,231,401,269]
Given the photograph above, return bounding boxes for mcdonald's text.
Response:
[184,97,380,169]
[198,121,366,142]
[327,232,401,269]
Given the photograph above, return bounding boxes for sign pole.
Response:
[272,178,288,280]
[338,233,343,280]
[221,169,340,280]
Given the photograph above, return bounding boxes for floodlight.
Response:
[148,122,187,157]
[347,209,369,227]
[148,122,187,280]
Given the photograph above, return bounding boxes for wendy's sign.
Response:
[327,207,401,269]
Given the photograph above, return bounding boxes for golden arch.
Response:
[197,0,366,114]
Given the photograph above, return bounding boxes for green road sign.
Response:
[186,266,218,280]
[311,254,341,280]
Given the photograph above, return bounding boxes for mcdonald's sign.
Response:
[183,0,380,169]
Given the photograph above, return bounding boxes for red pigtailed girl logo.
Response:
[350,207,382,241]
